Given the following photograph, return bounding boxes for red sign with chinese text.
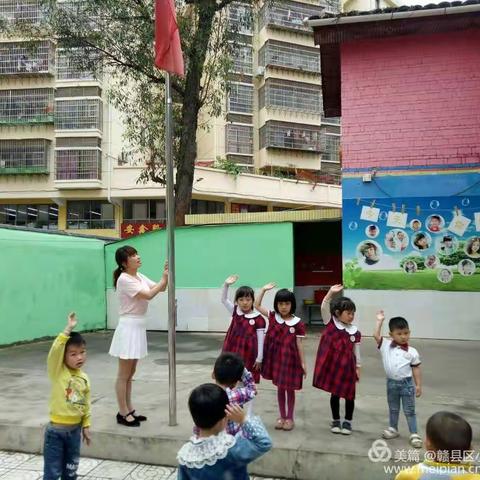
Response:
[121,222,166,238]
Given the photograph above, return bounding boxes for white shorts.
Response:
[108,315,148,359]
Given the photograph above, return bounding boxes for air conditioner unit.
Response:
[255,66,265,77]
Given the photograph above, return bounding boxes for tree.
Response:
[36,0,249,225]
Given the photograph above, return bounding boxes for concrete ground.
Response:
[1,329,479,480]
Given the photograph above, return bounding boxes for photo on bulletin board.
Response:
[342,196,480,291]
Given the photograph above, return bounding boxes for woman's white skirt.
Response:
[109,315,148,359]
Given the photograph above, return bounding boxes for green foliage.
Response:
[399,255,426,270]
[343,258,362,288]
[214,156,242,177]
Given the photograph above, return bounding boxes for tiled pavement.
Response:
[0,451,282,479]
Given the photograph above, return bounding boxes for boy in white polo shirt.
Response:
[374,311,422,448]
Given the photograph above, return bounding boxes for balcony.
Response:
[56,48,102,82]
[55,148,102,188]
[0,139,50,174]
[0,89,54,125]
[0,0,46,24]
[259,41,320,74]
[226,124,253,157]
[0,41,54,77]
[231,44,253,76]
[227,82,253,114]
[260,121,322,153]
[55,98,103,131]
[228,2,252,35]
[259,79,321,114]
[259,1,329,33]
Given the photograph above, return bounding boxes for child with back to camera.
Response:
[312,284,361,435]
[255,284,306,431]
[44,312,91,480]
[374,311,422,448]
[221,275,266,383]
[177,383,272,480]
[395,411,480,479]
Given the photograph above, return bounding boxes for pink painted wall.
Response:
[341,30,480,170]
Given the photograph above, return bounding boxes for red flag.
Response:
[155,0,185,76]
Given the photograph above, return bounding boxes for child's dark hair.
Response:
[389,317,409,332]
[426,411,472,457]
[360,242,376,256]
[413,233,427,247]
[273,288,296,315]
[188,383,229,429]
[113,245,138,288]
[65,332,86,350]
[213,352,244,386]
[234,286,254,302]
[330,297,356,316]
[430,215,441,222]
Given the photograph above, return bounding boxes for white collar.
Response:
[274,312,301,326]
[177,430,236,469]
[333,317,358,334]
[236,307,261,319]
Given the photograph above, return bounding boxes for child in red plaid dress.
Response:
[313,284,361,435]
[222,275,266,383]
[255,283,307,432]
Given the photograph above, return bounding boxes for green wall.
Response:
[0,228,106,345]
[105,223,294,288]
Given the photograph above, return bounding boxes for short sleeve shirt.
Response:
[117,272,156,316]
[378,338,421,380]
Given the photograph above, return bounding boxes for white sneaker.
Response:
[410,433,423,448]
[382,427,399,439]
[331,420,342,434]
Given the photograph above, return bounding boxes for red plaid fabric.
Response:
[223,306,266,383]
[262,312,306,390]
[312,320,361,400]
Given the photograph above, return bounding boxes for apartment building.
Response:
[0,0,341,239]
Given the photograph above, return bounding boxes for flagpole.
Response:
[165,71,177,427]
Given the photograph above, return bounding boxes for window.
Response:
[0,139,50,173]
[55,98,102,130]
[258,41,320,74]
[322,135,341,162]
[226,124,253,155]
[0,1,46,24]
[227,83,253,114]
[231,44,252,75]
[259,122,322,152]
[231,203,267,213]
[123,200,166,221]
[190,200,225,214]
[66,200,114,229]
[0,41,53,76]
[0,204,58,229]
[228,3,252,34]
[56,48,100,81]
[55,149,101,180]
[0,88,54,125]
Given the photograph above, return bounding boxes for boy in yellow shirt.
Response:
[396,411,480,480]
[44,312,91,480]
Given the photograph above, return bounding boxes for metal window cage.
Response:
[228,2,253,35]
[262,79,321,114]
[260,122,322,152]
[55,98,103,130]
[0,0,46,24]
[226,124,253,155]
[0,139,50,173]
[0,41,54,76]
[322,134,340,162]
[259,1,328,33]
[227,82,253,114]
[258,41,320,74]
[231,44,253,75]
[55,148,102,180]
[0,88,54,124]
[56,48,101,81]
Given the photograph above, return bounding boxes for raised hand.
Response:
[162,261,169,277]
[225,274,239,285]
[262,282,276,291]
[328,284,344,295]
[225,403,246,425]
[376,310,385,323]
[67,312,77,330]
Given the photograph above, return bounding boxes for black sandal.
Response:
[129,410,147,422]
[116,412,140,427]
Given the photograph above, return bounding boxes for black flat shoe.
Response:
[129,410,147,422]
[116,412,140,427]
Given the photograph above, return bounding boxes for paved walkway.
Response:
[1,331,479,479]
[0,451,280,479]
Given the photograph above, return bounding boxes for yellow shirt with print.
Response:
[395,461,480,480]
[47,333,91,427]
